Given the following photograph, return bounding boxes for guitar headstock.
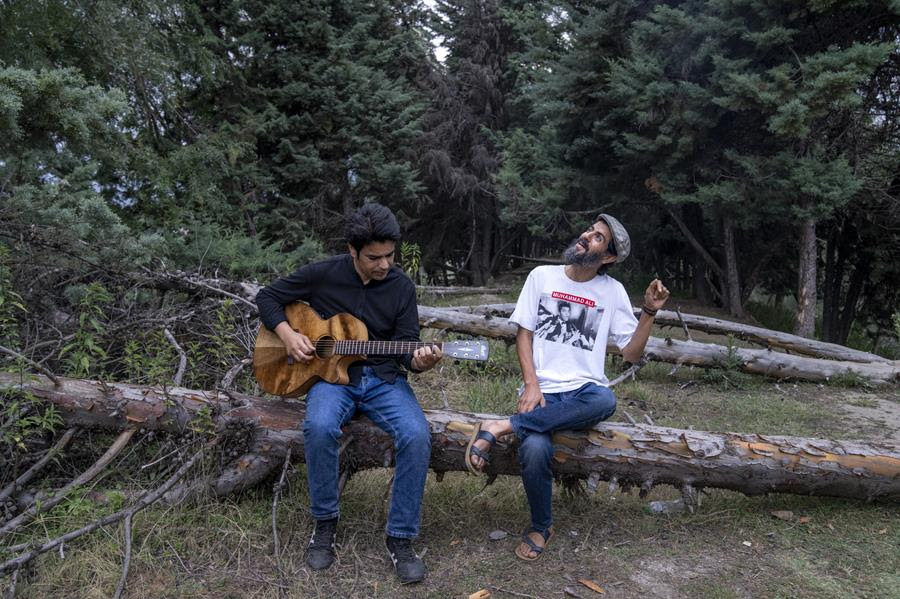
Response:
[442,340,490,362]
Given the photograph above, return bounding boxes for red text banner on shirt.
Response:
[551,291,595,308]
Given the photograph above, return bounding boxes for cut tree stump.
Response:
[2,373,898,501]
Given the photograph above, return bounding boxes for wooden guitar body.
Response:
[253,303,367,397]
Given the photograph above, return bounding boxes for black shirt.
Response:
[255,254,419,384]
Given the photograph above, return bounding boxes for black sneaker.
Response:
[305,517,338,570]
[385,536,426,584]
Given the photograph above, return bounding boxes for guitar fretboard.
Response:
[328,340,439,355]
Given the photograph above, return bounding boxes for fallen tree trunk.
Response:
[417,285,511,297]
[2,373,898,501]
[441,303,891,364]
[417,306,900,385]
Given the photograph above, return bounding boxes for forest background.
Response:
[2,0,899,361]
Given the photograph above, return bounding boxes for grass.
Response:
[3,311,900,598]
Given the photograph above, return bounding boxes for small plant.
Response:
[0,244,27,352]
[400,241,422,283]
[59,282,113,378]
[700,336,755,390]
[825,369,873,390]
[122,330,177,385]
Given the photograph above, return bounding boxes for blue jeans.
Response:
[510,383,616,533]
[302,367,431,538]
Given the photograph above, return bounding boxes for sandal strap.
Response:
[520,531,548,554]
[469,445,491,464]
[474,430,498,446]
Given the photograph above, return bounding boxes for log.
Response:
[416,306,900,385]
[140,274,899,384]
[2,373,898,501]
[153,272,889,364]
[440,303,891,363]
[417,285,512,297]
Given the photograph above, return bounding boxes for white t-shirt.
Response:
[509,265,638,392]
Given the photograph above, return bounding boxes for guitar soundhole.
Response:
[315,336,336,359]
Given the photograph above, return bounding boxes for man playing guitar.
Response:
[256,203,441,584]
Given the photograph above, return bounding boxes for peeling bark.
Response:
[2,373,898,501]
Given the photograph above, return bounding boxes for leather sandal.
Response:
[464,422,498,475]
[514,527,554,561]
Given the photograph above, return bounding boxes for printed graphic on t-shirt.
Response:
[534,292,603,350]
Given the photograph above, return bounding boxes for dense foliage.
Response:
[1,0,899,394]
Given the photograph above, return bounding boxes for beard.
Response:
[563,239,604,266]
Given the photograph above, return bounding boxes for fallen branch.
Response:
[0,427,78,504]
[0,345,61,386]
[112,511,132,599]
[0,438,212,575]
[163,328,187,386]
[0,429,135,536]
[2,373,898,502]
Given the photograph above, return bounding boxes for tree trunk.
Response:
[722,216,745,318]
[415,306,900,385]
[794,217,818,338]
[3,373,898,501]
[437,304,891,363]
[822,225,841,342]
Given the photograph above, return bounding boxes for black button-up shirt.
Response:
[255,254,419,384]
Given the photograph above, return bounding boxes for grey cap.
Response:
[597,214,630,262]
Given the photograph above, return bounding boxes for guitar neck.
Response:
[332,340,438,355]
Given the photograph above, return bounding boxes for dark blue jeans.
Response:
[302,367,431,538]
[509,383,616,533]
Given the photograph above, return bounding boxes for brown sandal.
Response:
[464,422,498,475]
[514,527,554,561]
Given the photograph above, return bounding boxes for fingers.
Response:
[288,333,315,363]
[413,343,443,370]
[646,279,670,306]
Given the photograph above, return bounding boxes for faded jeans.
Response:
[302,367,431,538]
[510,382,616,533]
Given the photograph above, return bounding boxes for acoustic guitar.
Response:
[253,302,490,396]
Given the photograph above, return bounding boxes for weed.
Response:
[59,282,112,378]
[825,370,874,390]
[699,336,757,390]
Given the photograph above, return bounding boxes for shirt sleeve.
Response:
[608,282,639,350]
[392,277,420,371]
[255,263,319,331]
[509,268,541,331]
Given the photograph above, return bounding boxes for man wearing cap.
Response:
[464,214,669,561]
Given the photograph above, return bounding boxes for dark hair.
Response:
[557,301,571,312]
[345,202,401,252]
[596,239,617,276]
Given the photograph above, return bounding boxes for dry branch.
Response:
[163,328,187,386]
[2,373,898,503]
[0,427,78,504]
[415,306,900,385]
[0,429,135,537]
[0,439,211,575]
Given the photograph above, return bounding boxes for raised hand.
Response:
[644,278,670,312]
